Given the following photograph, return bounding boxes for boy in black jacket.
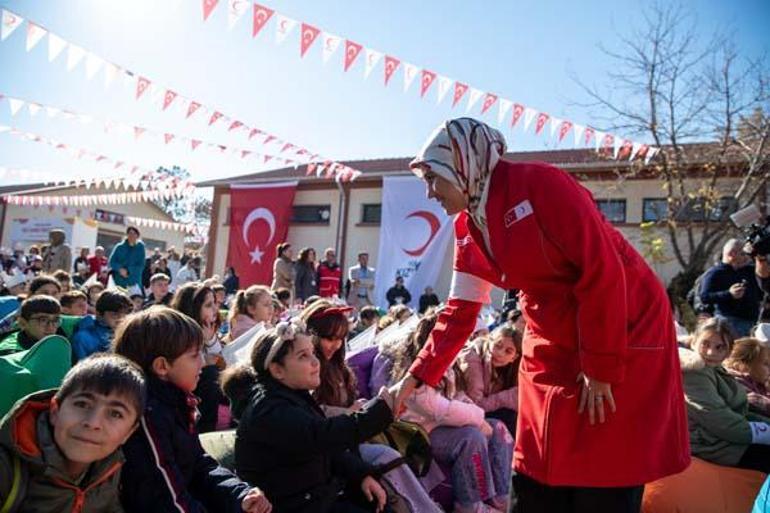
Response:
[114,307,270,513]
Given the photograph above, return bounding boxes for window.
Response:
[291,205,331,224]
[675,196,738,222]
[643,198,668,222]
[361,204,381,224]
[596,199,626,223]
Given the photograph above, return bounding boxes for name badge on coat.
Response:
[504,200,534,228]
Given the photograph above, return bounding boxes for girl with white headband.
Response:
[234,319,397,513]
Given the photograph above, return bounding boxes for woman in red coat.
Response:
[393,118,690,512]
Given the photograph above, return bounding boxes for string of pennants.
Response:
[0,8,364,180]
[0,124,196,196]
[125,216,192,234]
[0,94,307,167]
[196,0,658,162]
[2,187,190,208]
[0,165,146,191]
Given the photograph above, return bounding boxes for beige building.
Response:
[0,182,186,257]
[199,147,751,303]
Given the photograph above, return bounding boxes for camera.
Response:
[730,205,770,257]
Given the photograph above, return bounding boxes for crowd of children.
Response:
[5,242,770,512]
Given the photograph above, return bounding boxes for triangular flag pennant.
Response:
[186,100,201,118]
[134,126,146,140]
[602,133,615,154]
[523,107,537,131]
[321,33,341,63]
[363,48,382,79]
[630,142,643,161]
[264,155,273,164]
[274,14,296,44]
[241,150,251,159]
[162,90,177,110]
[403,63,418,92]
[480,93,498,115]
[264,134,276,145]
[466,88,483,113]
[202,0,219,21]
[436,75,452,104]
[549,117,562,138]
[593,131,606,151]
[85,53,104,80]
[534,112,550,135]
[104,63,120,88]
[135,76,151,99]
[66,44,86,71]
[584,127,595,146]
[249,128,261,139]
[614,137,627,159]
[343,40,363,72]
[498,98,513,124]
[209,111,223,126]
[164,133,174,145]
[572,124,585,146]
[252,3,274,38]
[26,23,47,52]
[48,32,66,62]
[383,55,400,86]
[1,10,23,41]
[27,103,41,117]
[557,120,573,142]
[227,0,248,29]
[8,98,24,116]
[299,23,320,57]
[420,70,436,98]
[453,82,469,108]
[191,139,201,151]
[229,120,243,131]
[644,147,659,165]
[511,103,525,128]
[635,144,649,161]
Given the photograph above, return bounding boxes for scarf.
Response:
[409,117,507,234]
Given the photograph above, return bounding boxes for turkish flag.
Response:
[227,183,297,286]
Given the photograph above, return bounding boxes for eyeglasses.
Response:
[28,316,61,328]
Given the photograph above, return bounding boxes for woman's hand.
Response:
[390,374,421,415]
[360,476,387,513]
[241,487,272,513]
[201,320,217,343]
[577,373,616,425]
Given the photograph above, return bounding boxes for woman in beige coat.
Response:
[271,242,295,301]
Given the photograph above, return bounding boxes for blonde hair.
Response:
[227,285,271,328]
[725,337,769,374]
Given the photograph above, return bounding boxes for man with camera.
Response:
[700,239,770,336]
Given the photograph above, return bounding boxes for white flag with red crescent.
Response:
[373,176,453,309]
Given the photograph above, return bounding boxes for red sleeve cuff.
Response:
[580,350,625,384]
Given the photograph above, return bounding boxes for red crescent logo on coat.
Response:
[242,208,276,264]
[402,211,440,257]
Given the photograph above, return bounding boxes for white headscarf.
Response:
[409,118,507,233]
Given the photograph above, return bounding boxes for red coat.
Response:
[410,160,690,487]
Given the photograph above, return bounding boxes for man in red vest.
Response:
[317,247,342,299]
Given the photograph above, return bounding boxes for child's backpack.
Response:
[0,335,71,418]
[369,420,433,478]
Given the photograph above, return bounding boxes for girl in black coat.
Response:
[235,320,396,513]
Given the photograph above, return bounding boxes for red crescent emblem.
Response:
[402,211,441,257]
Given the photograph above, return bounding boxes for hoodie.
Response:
[0,389,125,513]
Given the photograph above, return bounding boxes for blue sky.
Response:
[0,0,767,187]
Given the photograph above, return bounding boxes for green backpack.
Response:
[369,420,433,478]
[0,335,71,418]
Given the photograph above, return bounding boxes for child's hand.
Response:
[351,398,368,412]
[241,487,272,513]
[360,476,387,513]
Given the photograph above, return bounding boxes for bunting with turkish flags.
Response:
[227,182,297,286]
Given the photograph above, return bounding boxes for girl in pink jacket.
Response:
[458,325,522,435]
[397,354,513,513]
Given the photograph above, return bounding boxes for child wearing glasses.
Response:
[0,295,63,356]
